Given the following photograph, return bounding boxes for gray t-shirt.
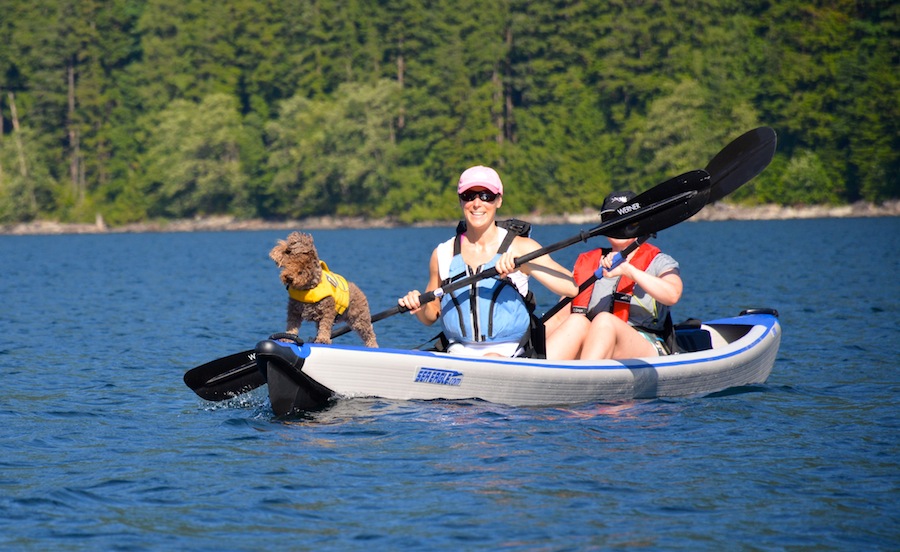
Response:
[585,253,679,332]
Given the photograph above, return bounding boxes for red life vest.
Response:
[571,242,661,322]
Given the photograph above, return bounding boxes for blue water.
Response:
[1,218,897,550]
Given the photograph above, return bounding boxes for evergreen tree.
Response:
[140,94,249,218]
[265,79,402,218]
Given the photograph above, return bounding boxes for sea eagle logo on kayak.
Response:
[415,367,463,386]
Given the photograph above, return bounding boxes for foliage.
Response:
[265,80,402,218]
[140,94,249,218]
[0,0,896,225]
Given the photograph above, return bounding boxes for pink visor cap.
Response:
[458,165,503,195]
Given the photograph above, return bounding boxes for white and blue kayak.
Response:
[254,309,781,416]
[184,128,782,416]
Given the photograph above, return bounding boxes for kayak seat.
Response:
[675,328,713,353]
[673,318,713,353]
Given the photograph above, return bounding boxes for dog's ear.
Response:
[296,232,315,250]
[290,232,318,257]
[269,240,288,264]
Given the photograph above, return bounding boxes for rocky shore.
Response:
[2,201,897,236]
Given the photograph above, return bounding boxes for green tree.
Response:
[61,0,145,221]
[626,79,760,187]
[779,149,842,205]
[2,0,72,217]
[265,79,402,218]
[140,94,249,218]
[133,0,241,110]
[758,3,842,190]
[502,0,614,213]
[833,2,899,203]
[0,122,59,223]
[395,0,508,190]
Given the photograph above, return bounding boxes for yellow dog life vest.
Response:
[287,261,351,315]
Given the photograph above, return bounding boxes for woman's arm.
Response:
[604,257,683,306]
[497,236,578,297]
[398,248,443,325]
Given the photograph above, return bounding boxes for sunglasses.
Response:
[459,190,499,203]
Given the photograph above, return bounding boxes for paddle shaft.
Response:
[385,193,688,314]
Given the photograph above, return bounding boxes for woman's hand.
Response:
[495,251,517,278]
[399,290,423,313]
[601,251,631,278]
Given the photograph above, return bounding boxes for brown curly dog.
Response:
[269,232,378,347]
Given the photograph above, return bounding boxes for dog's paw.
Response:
[312,337,332,345]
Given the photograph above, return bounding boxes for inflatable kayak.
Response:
[254,309,781,416]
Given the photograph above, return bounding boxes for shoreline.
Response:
[1,201,897,236]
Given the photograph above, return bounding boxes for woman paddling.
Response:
[545,190,683,360]
[399,165,577,357]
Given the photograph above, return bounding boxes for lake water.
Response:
[1,217,897,550]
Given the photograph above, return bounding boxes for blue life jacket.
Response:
[439,220,532,344]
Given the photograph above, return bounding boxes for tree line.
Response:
[0,0,896,225]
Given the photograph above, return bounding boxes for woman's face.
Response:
[459,187,502,228]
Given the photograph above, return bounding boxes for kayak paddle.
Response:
[540,126,778,322]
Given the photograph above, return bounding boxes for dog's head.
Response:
[269,232,323,289]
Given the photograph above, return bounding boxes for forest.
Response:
[0,0,897,225]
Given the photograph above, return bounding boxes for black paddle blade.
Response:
[183,349,265,401]
[706,127,777,203]
[604,169,711,238]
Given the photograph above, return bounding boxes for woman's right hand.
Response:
[601,251,631,278]
[399,290,422,313]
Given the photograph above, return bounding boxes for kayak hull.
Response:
[255,311,781,416]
